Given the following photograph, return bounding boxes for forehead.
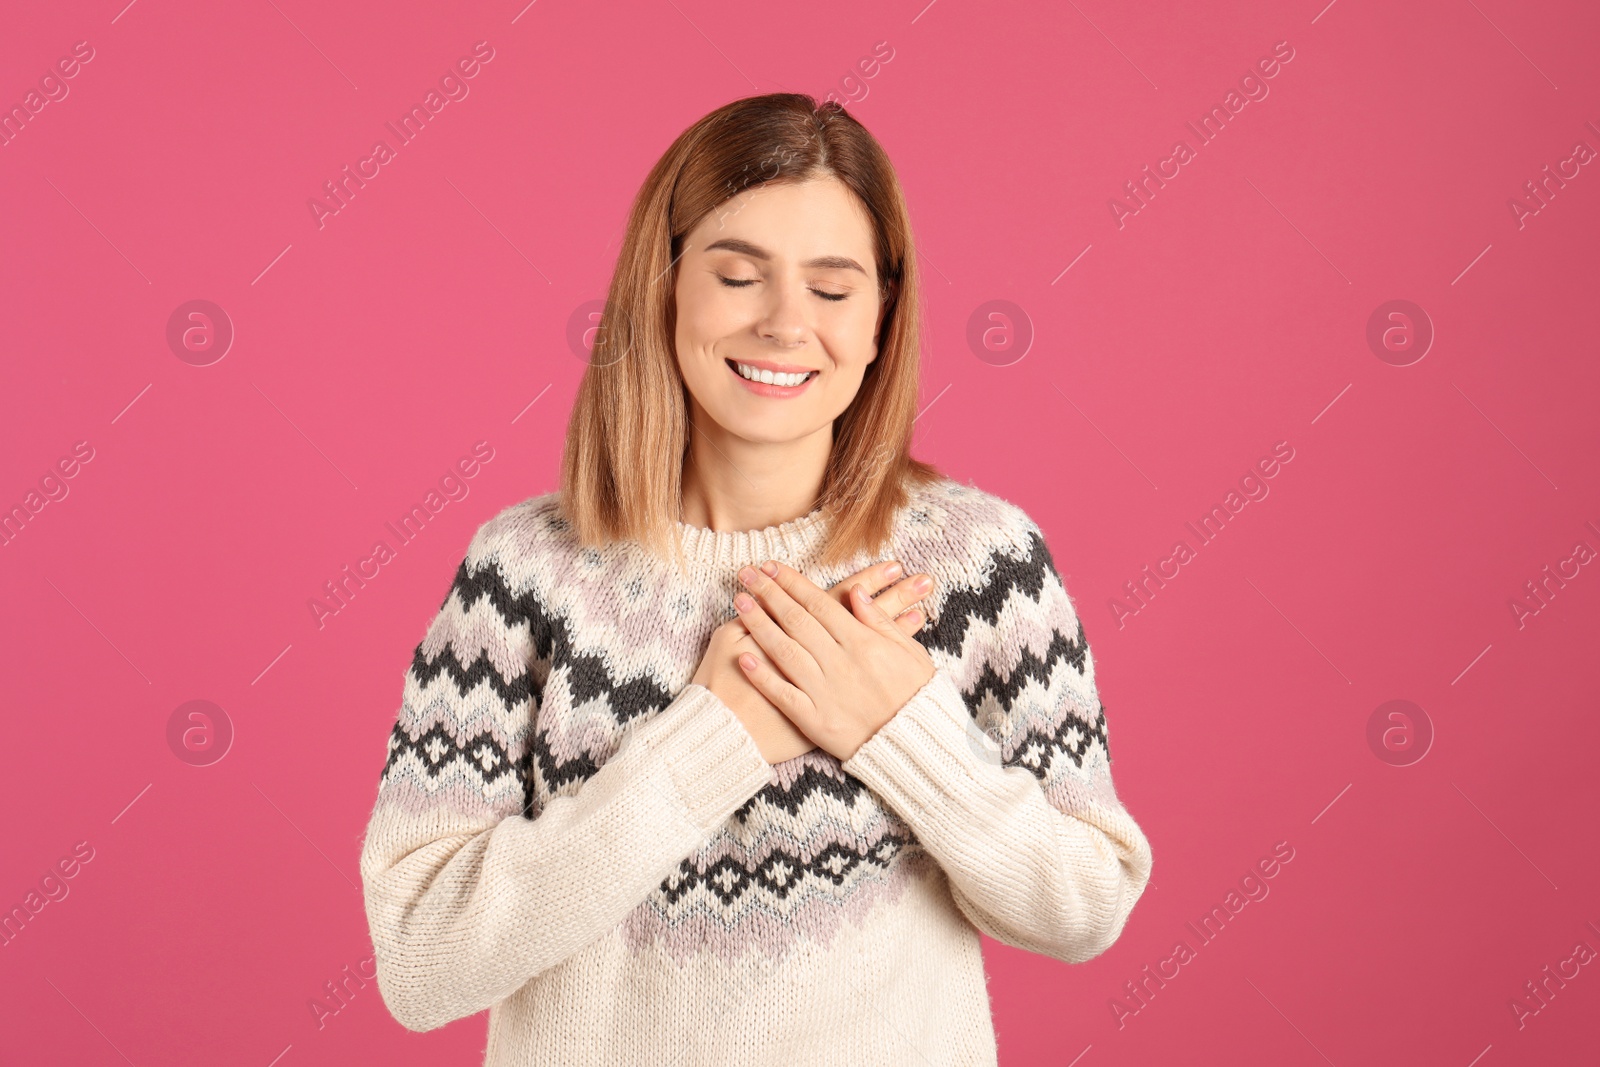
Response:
[688,177,877,260]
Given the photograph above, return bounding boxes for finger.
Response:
[734,587,824,687]
[891,605,926,638]
[869,572,934,623]
[739,562,851,656]
[827,560,910,607]
[847,580,909,640]
[735,643,810,723]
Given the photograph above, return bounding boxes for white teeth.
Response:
[734,361,812,387]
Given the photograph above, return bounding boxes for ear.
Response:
[870,283,894,362]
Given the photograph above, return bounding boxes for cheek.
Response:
[675,316,723,373]
[675,278,719,335]
[821,311,879,365]
[680,297,746,352]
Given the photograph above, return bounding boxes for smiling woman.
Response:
[673,179,887,456]
[559,93,937,571]
[358,92,1153,1067]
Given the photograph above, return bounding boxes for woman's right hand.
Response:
[692,560,936,765]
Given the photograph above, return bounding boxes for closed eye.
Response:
[717,275,850,302]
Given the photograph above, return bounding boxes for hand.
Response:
[731,559,938,762]
[693,617,815,765]
[817,559,935,628]
[695,560,937,765]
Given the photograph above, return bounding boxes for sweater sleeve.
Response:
[840,519,1152,965]
[358,524,774,1033]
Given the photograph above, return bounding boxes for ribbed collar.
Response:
[673,502,833,574]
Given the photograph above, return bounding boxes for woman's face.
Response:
[673,176,886,447]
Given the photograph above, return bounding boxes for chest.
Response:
[525,572,930,963]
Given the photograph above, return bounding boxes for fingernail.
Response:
[759,560,778,577]
[735,592,754,612]
[914,576,932,593]
[885,561,903,579]
[738,567,756,586]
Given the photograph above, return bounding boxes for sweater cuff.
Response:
[629,683,774,835]
[841,669,1001,813]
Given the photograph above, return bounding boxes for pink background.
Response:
[3,0,1597,1063]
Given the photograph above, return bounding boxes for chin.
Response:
[709,406,808,438]
[723,421,809,445]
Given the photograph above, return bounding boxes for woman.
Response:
[359,92,1153,1065]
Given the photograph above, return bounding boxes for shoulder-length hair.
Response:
[559,91,946,574]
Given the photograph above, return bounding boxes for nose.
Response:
[755,279,808,348]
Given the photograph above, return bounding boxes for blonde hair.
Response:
[559,92,945,573]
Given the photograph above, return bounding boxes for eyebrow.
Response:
[701,237,869,276]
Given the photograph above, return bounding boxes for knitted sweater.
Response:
[358,475,1153,1066]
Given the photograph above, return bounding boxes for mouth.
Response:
[725,358,819,398]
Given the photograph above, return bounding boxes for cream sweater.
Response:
[357,476,1154,1065]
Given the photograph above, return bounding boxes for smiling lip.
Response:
[726,358,818,398]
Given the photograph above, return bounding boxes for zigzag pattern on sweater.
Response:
[627,503,1118,961]
[380,551,542,818]
[920,525,1110,780]
[374,476,1120,964]
[380,520,1105,800]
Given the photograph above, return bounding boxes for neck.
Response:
[679,419,832,533]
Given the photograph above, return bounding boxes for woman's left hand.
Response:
[731,559,937,762]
